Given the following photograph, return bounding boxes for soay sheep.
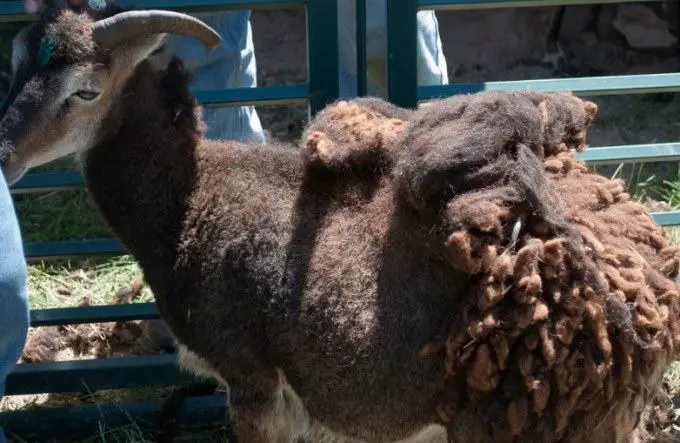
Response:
[1,2,680,442]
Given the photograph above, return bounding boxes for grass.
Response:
[26,255,152,309]
[9,158,151,310]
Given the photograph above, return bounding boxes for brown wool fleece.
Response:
[306,92,680,441]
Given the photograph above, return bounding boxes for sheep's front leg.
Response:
[178,345,310,442]
[229,368,312,443]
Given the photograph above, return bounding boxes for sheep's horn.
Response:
[91,10,222,50]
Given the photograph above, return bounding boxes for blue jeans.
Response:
[167,7,449,142]
[338,6,449,97]
[164,11,266,143]
[0,173,29,443]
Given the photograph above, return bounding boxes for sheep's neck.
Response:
[81,61,200,296]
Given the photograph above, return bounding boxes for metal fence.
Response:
[2,0,680,440]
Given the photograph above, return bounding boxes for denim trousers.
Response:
[0,172,29,443]
[337,6,449,97]
[164,10,266,143]
[168,5,449,142]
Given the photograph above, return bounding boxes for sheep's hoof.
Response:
[155,384,219,443]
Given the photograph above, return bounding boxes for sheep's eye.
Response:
[73,90,100,101]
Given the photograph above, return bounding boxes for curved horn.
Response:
[91,10,222,50]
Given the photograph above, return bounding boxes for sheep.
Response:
[1,3,680,443]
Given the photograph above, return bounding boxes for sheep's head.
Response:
[0,0,220,184]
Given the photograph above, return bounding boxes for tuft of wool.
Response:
[397,91,680,441]
[300,97,412,173]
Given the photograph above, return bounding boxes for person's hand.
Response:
[21,0,85,15]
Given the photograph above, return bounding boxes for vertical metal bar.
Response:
[356,0,367,96]
[307,0,340,116]
[387,0,418,108]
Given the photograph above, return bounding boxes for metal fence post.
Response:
[387,0,418,108]
[307,0,340,115]
[356,0,367,96]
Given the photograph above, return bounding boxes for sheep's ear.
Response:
[96,34,167,96]
[107,34,167,73]
[109,34,166,84]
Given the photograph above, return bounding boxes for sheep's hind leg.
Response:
[229,368,312,443]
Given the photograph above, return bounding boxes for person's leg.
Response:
[337,1,450,99]
[0,173,29,443]
[163,10,265,143]
[415,10,449,87]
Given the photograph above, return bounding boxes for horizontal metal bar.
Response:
[651,211,680,227]
[0,0,304,21]
[12,143,680,195]
[419,73,680,98]
[30,303,159,327]
[4,354,202,395]
[24,239,126,260]
[575,143,680,165]
[1,84,308,113]
[194,85,308,107]
[0,394,227,442]
[10,171,84,194]
[417,0,662,11]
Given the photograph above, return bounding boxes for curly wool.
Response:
[401,93,680,441]
[434,153,680,440]
[305,92,680,441]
